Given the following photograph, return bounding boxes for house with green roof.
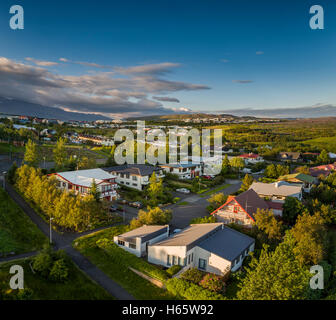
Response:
[277,173,317,193]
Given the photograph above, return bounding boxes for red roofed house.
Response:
[308,163,336,178]
[238,153,263,164]
[211,189,282,228]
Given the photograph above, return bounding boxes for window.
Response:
[178,257,181,266]
[129,243,136,249]
[191,253,194,262]
[233,206,239,213]
[198,258,207,270]
[172,255,177,265]
[167,255,171,266]
[132,183,137,187]
[126,173,130,179]
[118,240,125,246]
[132,176,137,181]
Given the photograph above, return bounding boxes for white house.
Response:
[249,181,303,203]
[238,153,264,165]
[148,223,255,275]
[114,225,169,257]
[50,168,118,201]
[159,162,202,180]
[103,164,165,191]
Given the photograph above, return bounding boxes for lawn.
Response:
[0,143,24,155]
[303,136,336,153]
[73,225,175,300]
[0,188,47,256]
[177,201,190,206]
[0,256,113,300]
[200,184,230,197]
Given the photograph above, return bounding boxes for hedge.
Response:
[165,278,225,300]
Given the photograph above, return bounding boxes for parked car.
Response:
[118,199,128,205]
[109,205,118,212]
[202,175,212,180]
[176,188,190,194]
[129,201,142,208]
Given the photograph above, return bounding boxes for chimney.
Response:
[275,182,279,188]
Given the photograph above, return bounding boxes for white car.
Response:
[176,188,190,194]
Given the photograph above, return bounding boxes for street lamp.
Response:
[49,217,54,244]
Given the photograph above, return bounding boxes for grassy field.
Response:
[303,136,336,153]
[0,188,47,256]
[0,256,113,300]
[73,225,175,300]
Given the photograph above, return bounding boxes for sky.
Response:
[0,0,335,118]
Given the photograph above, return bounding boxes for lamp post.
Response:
[2,171,7,190]
[49,217,54,244]
[43,156,46,169]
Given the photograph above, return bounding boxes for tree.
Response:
[240,174,254,192]
[24,139,39,167]
[229,157,245,173]
[90,179,101,202]
[296,166,310,175]
[146,172,164,205]
[78,156,96,170]
[53,138,67,169]
[237,234,311,300]
[282,197,307,225]
[221,154,231,175]
[264,164,277,179]
[130,206,172,229]
[207,193,227,210]
[254,209,283,242]
[317,149,330,164]
[7,161,18,184]
[290,212,327,266]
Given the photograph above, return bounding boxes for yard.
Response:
[73,225,175,300]
[200,184,230,197]
[0,256,113,300]
[0,188,47,256]
[0,143,25,155]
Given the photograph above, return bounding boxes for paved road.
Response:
[1,183,135,300]
[168,181,242,229]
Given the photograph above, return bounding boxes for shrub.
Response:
[180,268,205,284]
[17,288,34,300]
[166,265,182,276]
[166,278,224,300]
[190,215,217,224]
[199,273,226,293]
[49,259,69,282]
[173,197,181,204]
[32,252,53,278]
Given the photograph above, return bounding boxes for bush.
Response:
[49,259,69,282]
[32,252,53,278]
[199,273,226,293]
[166,278,225,300]
[166,265,182,276]
[180,268,205,284]
[173,197,181,204]
[190,215,217,224]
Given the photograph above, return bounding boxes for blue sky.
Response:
[0,0,335,118]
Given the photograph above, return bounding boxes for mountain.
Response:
[221,104,336,119]
[0,97,112,121]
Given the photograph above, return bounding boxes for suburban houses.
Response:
[278,152,303,162]
[114,225,169,257]
[249,181,303,202]
[278,173,316,192]
[147,223,255,275]
[210,189,281,228]
[103,164,165,191]
[159,162,202,179]
[238,153,264,164]
[50,168,119,201]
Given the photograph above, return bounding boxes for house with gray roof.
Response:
[114,225,169,257]
[103,164,165,191]
[147,223,255,275]
[159,162,202,179]
[249,180,303,203]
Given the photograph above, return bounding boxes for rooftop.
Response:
[117,225,168,239]
[198,226,255,262]
[249,181,302,197]
[278,173,316,184]
[150,223,223,247]
[54,168,116,187]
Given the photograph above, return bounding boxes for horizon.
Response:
[0,0,336,119]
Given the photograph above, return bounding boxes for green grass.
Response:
[200,184,230,197]
[177,201,190,206]
[0,256,113,300]
[303,136,336,153]
[0,188,47,256]
[73,225,175,300]
[0,143,24,155]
